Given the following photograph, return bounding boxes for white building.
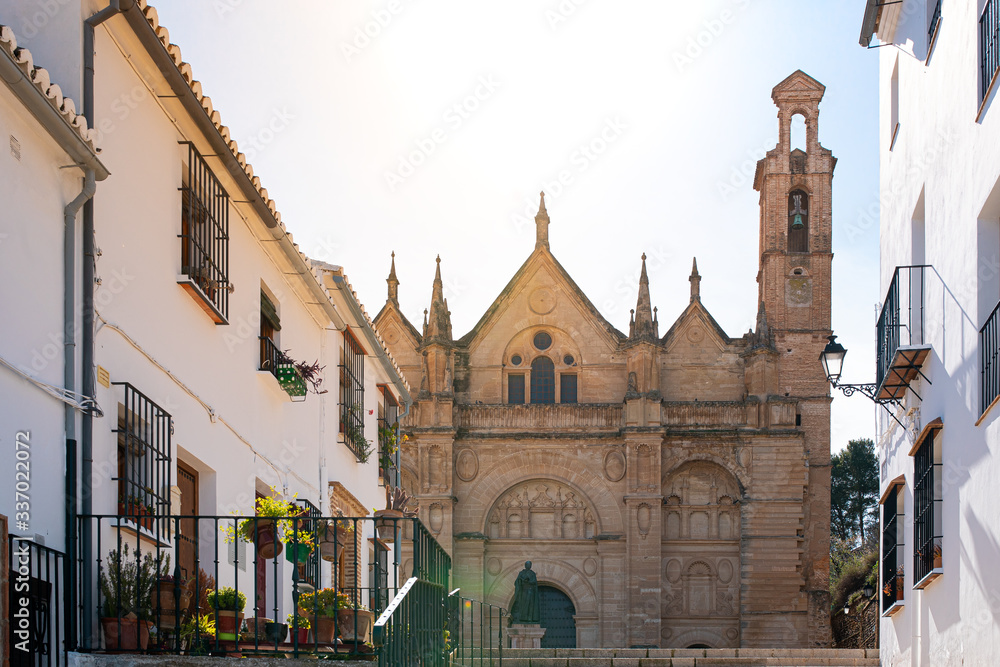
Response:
[859,0,1000,664]
[1,0,411,651]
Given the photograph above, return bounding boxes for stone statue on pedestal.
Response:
[510,561,540,624]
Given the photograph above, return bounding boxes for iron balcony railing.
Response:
[876,265,928,391]
[980,299,1000,413]
[72,512,450,659]
[259,335,281,379]
[983,0,1000,102]
[8,536,67,666]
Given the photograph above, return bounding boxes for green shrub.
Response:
[206,586,247,613]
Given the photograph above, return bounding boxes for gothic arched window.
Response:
[530,357,555,404]
[788,189,809,253]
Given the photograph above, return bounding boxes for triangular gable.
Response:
[661,299,733,354]
[772,69,826,98]
[457,247,626,351]
[373,301,422,348]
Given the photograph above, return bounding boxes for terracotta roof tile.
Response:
[0,25,99,154]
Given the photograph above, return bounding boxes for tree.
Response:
[830,438,879,547]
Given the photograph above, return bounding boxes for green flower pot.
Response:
[277,365,307,397]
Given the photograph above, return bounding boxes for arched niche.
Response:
[485,478,598,540]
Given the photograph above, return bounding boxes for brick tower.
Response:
[753,69,835,647]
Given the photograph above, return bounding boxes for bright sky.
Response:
[154,0,881,451]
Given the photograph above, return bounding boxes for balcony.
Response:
[66,511,492,664]
[875,265,931,402]
[982,0,1000,104]
[456,403,623,430]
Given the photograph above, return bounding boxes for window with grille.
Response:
[295,499,320,590]
[913,430,942,584]
[179,142,230,322]
[982,0,1000,103]
[259,290,281,376]
[508,374,525,404]
[113,383,172,533]
[378,388,399,479]
[881,484,903,610]
[560,374,578,404]
[340,330,367,460]
[530,357,555,404]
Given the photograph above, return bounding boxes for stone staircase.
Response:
[498,648,879,667]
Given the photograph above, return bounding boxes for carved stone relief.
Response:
[456,448,478,482]
[486,480,596,540]
[604,448,626,482]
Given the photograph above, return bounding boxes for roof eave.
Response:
[859,0,881,48]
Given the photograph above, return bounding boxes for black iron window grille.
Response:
[112,383,172,533]
[928,0,942,46]
[530,357,555,404]
[560,374,578,404]
[913,430,943,584]
[881,484,902,611]
[980,299,1000,413]
[982,0,1000,102]
[179,142,230,322]
[339,330,367,461]
[259,335,282,380]
[259,291,281,376]
[8,537,66,666]
[507,374,525,404]
[377,390,399,482]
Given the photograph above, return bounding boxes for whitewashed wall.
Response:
[875,1,1000,665]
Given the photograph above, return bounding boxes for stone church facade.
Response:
[374,71,834,649]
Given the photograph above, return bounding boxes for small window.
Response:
[530,357,555,404]
[882,483,903,610]
[508,374,525,404]
[563,354,575,366]
[113,383,173,533]
[510,354,522,366]
[560,374,578,404]
[179,142,230,322]
[340,331,366,460]
[260,290,281,375]
[913,430,942,584]
[533,332,552,351]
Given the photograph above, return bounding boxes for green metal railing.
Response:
[447,589,506,667]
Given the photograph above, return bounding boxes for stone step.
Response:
[487,648,880,667]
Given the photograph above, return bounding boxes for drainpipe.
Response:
[64,169,96,652]
[81,0,134,646]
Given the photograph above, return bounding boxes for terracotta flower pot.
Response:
[288,627,310,645]
[337,609,374,643]
[100,617,151,651]
[320,523,348,562]
[315,616,338,644]
[374,510,404,541]
[248,519,283,559]
[216,610,245,636]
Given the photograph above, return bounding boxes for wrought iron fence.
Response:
[982,0,1000,102]
[72,512,448,659]
[876,265,927,390]
[8,537,67,666]
[374,577,448,667]
[447,589,507,667]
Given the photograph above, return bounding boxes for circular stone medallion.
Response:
[604,449,626,482]
[456,448,479,482]
[529,287,556,315]
[583,558,598,576]
[487,558,502,576]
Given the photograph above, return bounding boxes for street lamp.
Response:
[863,583,875,599]
[819,335,880,402]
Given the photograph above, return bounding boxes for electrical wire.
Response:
[0,354,104,416]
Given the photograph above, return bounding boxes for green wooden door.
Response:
[538,586,576,648]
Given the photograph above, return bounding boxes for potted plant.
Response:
[378,426,403,479]
[224,491,298,559]
[181,614,216,655]
[207,586,247,640]
[342,403,375,463]
[98,544,162,651]
[287,612,311,644]
[274,349,327,399]
[337,596,374,645]
[319,511,354,563]
[297,588,341,644]
[284,509,317,565]
[118,494,154,531]
[374,486,417,541]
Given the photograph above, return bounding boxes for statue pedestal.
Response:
[508,624,546,649]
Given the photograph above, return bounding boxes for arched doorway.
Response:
[539,586,576,648]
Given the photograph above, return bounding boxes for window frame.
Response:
[912,425,943,588]
[340,329,367,461]
[507,373,526,405]
[880,479,904,615]
[530,356,556,404]
[559,373,578,404]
